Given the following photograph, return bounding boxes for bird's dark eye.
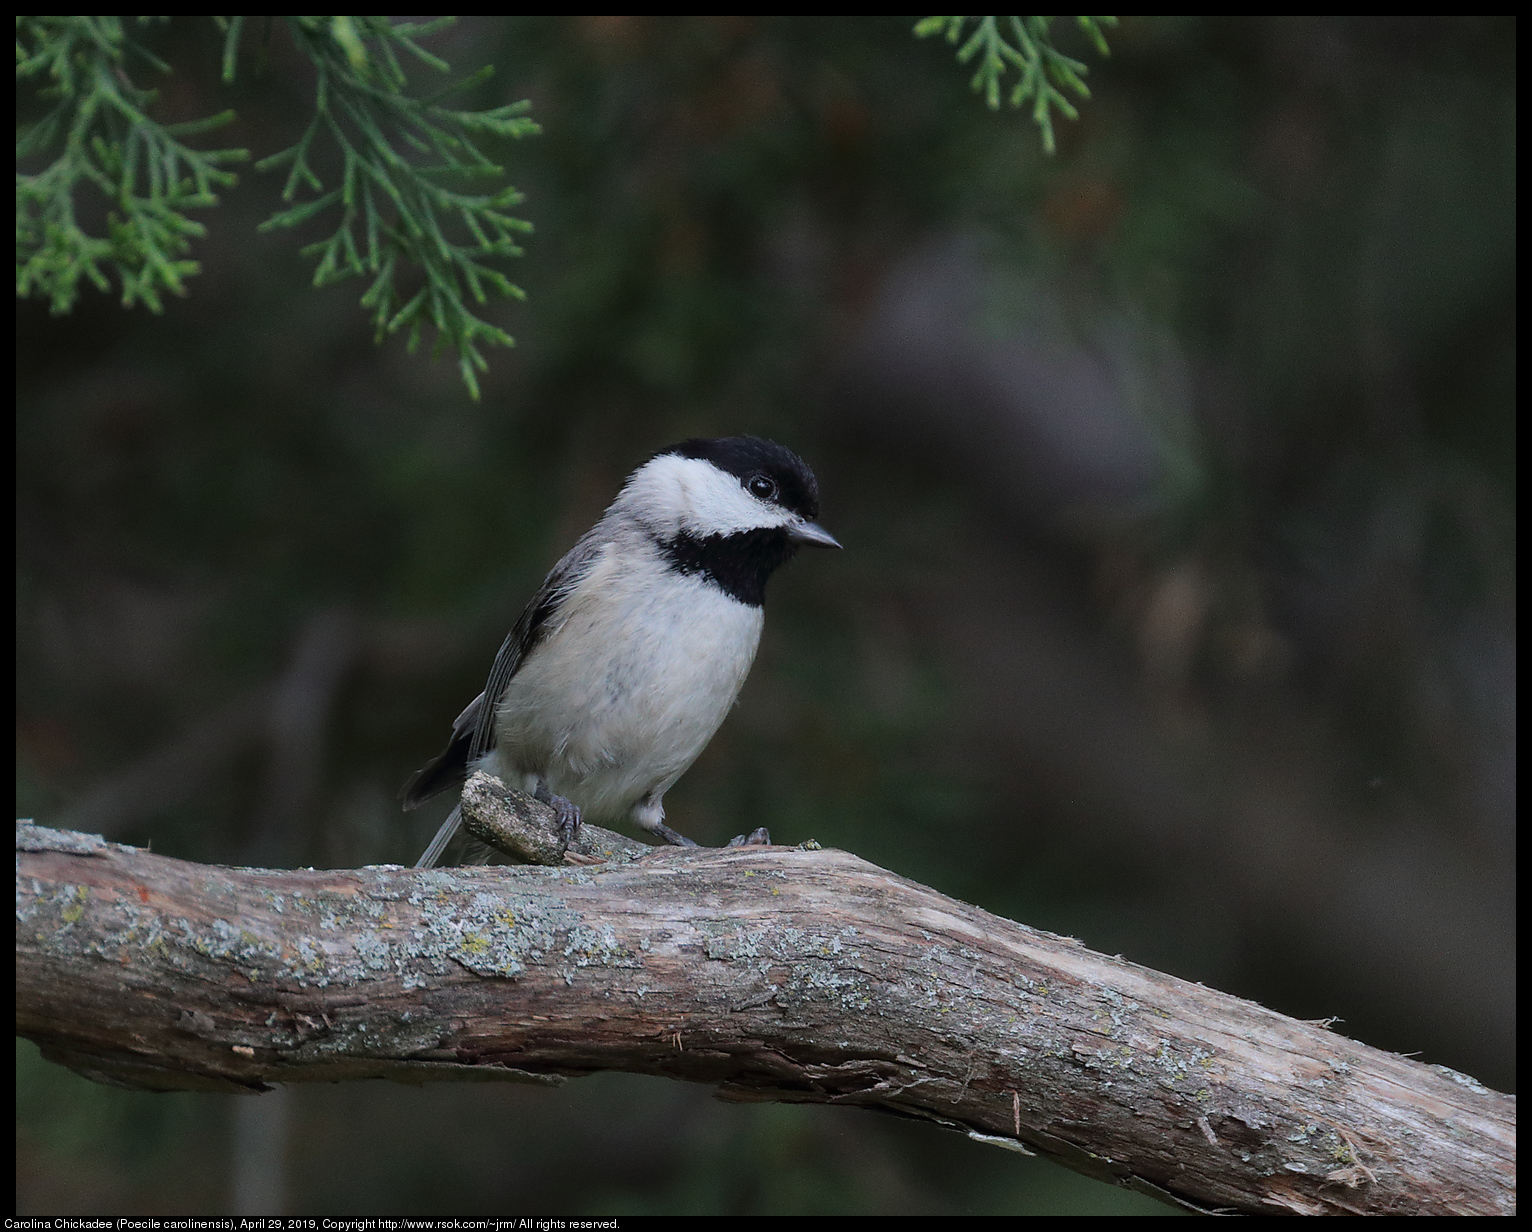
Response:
[746,473,778,501]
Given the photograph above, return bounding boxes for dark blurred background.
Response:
[16,15,1514,1216]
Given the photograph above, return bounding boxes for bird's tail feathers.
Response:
[414,802,463,869]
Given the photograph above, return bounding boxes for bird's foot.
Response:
[533,780,582,850]
[727,827,772,847]
[650,822,700,848]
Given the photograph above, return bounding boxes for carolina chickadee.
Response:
[403,436,840,867]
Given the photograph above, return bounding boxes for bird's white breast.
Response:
[487,539,765,821]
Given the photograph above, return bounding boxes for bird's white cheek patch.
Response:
[622,454,792,538]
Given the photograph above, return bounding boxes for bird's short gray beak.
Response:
[789,520,842,549]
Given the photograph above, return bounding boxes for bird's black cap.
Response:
[662,436,822,522]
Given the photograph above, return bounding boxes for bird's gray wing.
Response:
[466,530,608,760]
[406,532,608,867]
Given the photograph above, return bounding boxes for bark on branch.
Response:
[15,791,1514,1216]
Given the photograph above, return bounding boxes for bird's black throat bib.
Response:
[657,527,800,607]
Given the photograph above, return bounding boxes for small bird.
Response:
[403,436,840,867]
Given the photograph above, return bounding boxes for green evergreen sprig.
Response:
[914,16,1116,153]
[17,16,538,400]
[16,16,249,313]
[252,17,539,400]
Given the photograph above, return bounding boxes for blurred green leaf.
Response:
[914,15,1117,152]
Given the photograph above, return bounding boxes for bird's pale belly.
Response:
[487,567,765,822]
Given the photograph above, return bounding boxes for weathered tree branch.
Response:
[15,788,1514,1216]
